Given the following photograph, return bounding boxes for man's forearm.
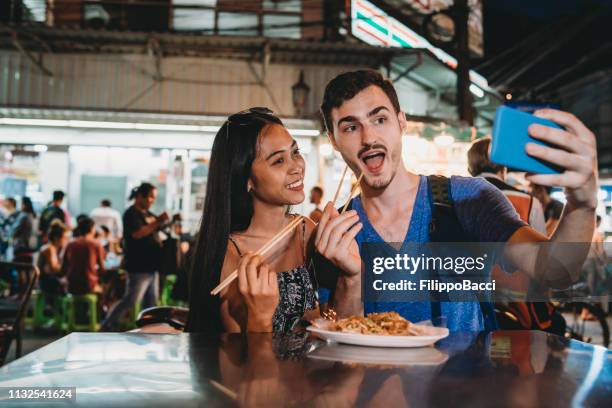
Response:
[331,275,363,318]
[542,203,595,286]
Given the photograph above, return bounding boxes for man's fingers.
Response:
[337,222,363,252]
[525,172,581,188]
[525,143,585,171]
[317,211,358,254]
[528,124,585,155]
[326,216,361,253]
[315,202,333,244]
[533,109,594,143]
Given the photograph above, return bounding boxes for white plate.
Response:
[308,343,448,366]
[306,321,449,348]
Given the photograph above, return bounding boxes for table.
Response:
[0,330,609,407]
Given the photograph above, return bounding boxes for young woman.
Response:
[186,108,317,334]
[37,220,69,295]
[11,196,36,263]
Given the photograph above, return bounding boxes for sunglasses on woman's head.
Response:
[225,107,275,141]
[227,107,274,125]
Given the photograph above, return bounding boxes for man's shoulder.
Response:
[448,175,497,201]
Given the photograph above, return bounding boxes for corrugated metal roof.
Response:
[1,26,415,66]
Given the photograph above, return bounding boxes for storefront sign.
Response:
[350,0,488,90]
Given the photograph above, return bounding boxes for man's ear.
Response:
[397,111,407,136]
[327,131,339,150]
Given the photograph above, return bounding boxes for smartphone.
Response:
[490,106,563,174]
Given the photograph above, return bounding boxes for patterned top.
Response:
[228,218,317,333]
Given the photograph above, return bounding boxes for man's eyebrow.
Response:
[265,140,297,160]
[336,106,390,127]
[367,106,390,117]
[337,115,358,127]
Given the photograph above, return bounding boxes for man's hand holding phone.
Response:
[525,109,598,210]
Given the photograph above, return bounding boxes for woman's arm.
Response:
[48,245,62,274]
[131,212,168,239]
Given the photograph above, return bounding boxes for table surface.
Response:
[0,330,609,407]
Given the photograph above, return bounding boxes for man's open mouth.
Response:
[361,151,386,172]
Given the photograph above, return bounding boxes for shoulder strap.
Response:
[426,175,498,331]
[227,236,242,256]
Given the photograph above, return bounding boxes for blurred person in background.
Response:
[10,197,37,263]
[37,220,69,296]
[531,184,564,236]
[581,215,608,318]
[90,199,123,242]
[468,137,546,233]
[72,214,90,238]
[309,186,324,223]
[100,182,168,331]
[0,197,18,258]
[39,190,67,243]
[63,217,106,296]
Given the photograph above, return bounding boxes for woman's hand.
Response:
[237,252,279,332]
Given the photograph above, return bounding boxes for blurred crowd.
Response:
[0,183,192,331]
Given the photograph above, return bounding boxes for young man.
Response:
[315,70,598,331]
[39,190,67,241]
[531,183,565,235]
[90,199,123,241]
[63,217,106,295]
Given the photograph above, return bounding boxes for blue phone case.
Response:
[490,106,563,174]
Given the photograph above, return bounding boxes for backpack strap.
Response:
[427,175,498,331]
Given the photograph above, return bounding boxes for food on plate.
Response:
[331,312,424,336]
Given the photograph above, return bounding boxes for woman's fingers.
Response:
[237,252,255,295]
[245,254,262,294]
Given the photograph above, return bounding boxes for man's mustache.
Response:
[358,144,387,159]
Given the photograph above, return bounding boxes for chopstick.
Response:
[209,380,238,400]
[331,165,349,206]
[340,172,364,213]
[210,215,304,295]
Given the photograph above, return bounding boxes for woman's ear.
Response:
[247,179,254,193]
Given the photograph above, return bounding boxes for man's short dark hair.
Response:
[5,197,16,208]
[311,186,323,196]
[77,216,95,236]
[53,190,65,201]
[320,70,401,134]
[467,137,505,176]
[101,199,111,207]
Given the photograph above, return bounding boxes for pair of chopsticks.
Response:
[210,215,304,295]
[332,165,364,214]
[210,166,363,296]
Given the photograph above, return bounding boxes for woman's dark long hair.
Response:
[186,109,283,333]
[22,197,36,218]
[129,182,156,201]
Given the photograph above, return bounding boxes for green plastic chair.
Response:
[160,275,177,306]
[62,294,100,332]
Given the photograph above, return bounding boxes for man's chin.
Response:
[365,174,393,190]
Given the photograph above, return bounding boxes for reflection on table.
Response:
[0,330,609,407]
